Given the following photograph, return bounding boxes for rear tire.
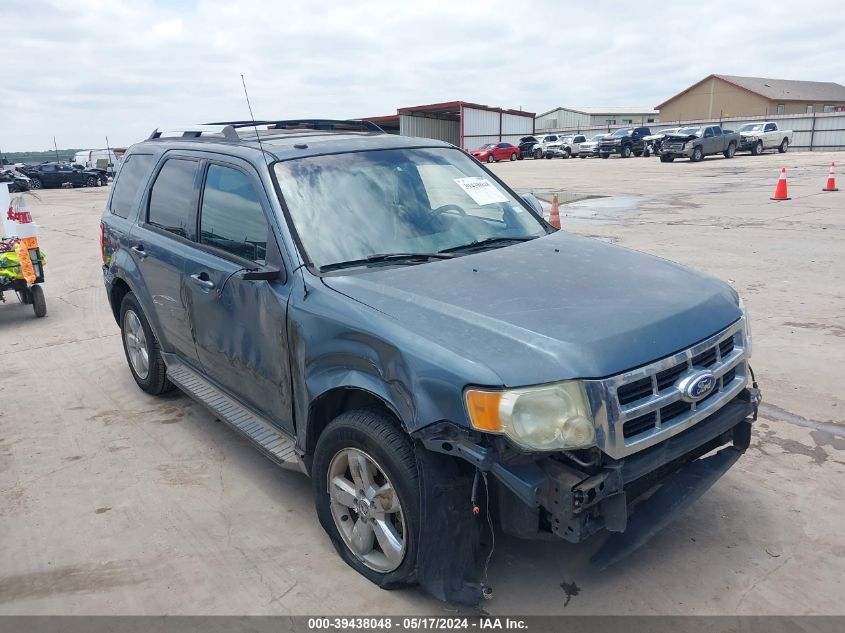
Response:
[510,152,516,161]
[723,142,736,158]
[313,408,420,588]
[779,139,789,153]
[30,285,46,317]
[119,292,175,395]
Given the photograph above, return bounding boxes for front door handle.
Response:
[189,273,215,290]
[131,244,147,259]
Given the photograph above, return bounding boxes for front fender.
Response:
[287,275,502,452]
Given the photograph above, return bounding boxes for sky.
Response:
[1,0,843,152]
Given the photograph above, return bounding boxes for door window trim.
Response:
[194,159,281,270]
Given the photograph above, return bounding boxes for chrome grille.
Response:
[584,318,749,459]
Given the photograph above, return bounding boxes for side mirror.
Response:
[520,193,544,217]
[239,267,282,281]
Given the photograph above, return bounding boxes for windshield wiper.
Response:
[319,252,453,272]
[438,235,537,254]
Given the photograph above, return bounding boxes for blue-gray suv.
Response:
[100,120,760,604]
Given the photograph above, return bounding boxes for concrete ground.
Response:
[1,150,843,615]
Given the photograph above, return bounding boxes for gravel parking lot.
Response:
[1,150,843,615]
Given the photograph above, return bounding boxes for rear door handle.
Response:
[189,273,215,290]
[131,244,147,259]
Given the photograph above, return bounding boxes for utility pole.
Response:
[53,137,60,162]
[105,135,113,174]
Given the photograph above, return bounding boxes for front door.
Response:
[183,160,294,432]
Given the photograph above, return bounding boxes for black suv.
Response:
[100,119,758,605]
[598,127,652,158]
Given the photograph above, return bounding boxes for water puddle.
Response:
[524,190,642,224]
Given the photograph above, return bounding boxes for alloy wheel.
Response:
[123,310,150,379]
[327,447,407,573]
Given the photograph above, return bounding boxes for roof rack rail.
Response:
[147,125,240,142]
[206,119,385,133]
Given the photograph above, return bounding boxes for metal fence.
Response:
[543,111,845,151]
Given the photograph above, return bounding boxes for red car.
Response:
[470,142,521,163]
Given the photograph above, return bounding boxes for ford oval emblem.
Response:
[677,370,717,402]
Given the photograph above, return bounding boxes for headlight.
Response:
[738,297,752,357]
[465,381,596,451]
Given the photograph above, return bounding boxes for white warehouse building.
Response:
[535,106,658,132]
[364,101,535,150]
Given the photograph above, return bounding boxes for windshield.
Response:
[589,135,604,141]
[738,124,764,132]
[274,147,547,272]
[610,128,632,137]
[678,127,703,137]
[479,143,495,150]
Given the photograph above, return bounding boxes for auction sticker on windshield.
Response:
[454,177,508,205]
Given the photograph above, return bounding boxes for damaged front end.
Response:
[416,386,759,551]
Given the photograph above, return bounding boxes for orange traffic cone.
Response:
[549,193,561,228]
[823,162,838,191]
[771,167,791,200]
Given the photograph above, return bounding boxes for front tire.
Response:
[600,153,610,159]
[660,155,675,162]
[751,140,763,156]
[313,409,420,588]
[691,146,704,162]
[30,177,43,190]
[486,155,494,163]
[779,138,789,153]
[85,176,97,187]
[621,145,632,158]
[31,285,46,317]
[119,292,175,395]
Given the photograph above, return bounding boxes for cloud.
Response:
[1,0,843,151]
[153,18,184,38]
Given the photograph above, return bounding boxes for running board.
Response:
[165,357,305,473]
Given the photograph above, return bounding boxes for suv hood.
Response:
[322,232,740,386]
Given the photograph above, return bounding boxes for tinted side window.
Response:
[148,159,198,238]
[200,165,269,265]
[764,123,776,132]
[110,154,153,219]
[714,127,722,136]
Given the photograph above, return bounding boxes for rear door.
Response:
[183,159,294,432]
[129,155,202,364]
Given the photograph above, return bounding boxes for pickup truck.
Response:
[660,125,740,162]
[735,122,792,155]
[598,127,651,158]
